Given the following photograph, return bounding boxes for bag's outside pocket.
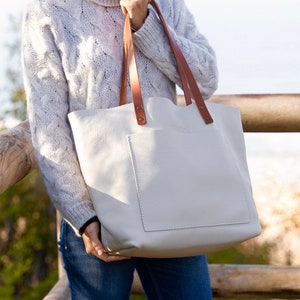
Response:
[127,129,251,232]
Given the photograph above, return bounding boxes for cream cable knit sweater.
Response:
[22,0,218,232]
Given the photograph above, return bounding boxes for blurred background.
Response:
[0,0,300,299]
[186,0,300,267]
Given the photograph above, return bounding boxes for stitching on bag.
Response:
[127,135,148,231]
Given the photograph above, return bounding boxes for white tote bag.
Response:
[68,1,261,258]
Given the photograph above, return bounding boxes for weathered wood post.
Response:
[0,120,36,194]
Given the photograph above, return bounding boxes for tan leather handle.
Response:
[120,0,213,125]
[121,12,147,125]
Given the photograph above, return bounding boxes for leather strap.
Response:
[120,0,213,125]
[122,13,147,125]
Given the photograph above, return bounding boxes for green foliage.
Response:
[0,171,58,299]
[207,238,272,265]
[130,296,146,300]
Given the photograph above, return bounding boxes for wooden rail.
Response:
[2,93,299,194]
[207,94,300,132]
[1,94,300,299]
[0,120,37,194]
[44,264,300,299]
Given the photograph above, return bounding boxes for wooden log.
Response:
[44,265,300,299]
[131,264,300,298]
[209,264,300,298]
[0,120,36,194]
[209,94,300,132]
[1,94,299,195]
[43,274,70,300]
[178,93,300,132]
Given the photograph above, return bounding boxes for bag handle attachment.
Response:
[120,0,213,126]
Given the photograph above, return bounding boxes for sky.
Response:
[185,0,300,94]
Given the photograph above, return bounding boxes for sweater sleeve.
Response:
[21,2,96,232]
[132,0,218,100]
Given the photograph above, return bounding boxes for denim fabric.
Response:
[58,220,212,300]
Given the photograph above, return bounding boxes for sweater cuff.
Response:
[79,216,100,235]
[132,8,164,51]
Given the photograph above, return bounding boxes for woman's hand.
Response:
[120,0,151,31]
[82,221,130,262]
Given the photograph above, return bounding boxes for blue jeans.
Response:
[58,220,212,300]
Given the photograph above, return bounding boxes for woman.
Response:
[22,0,218,298]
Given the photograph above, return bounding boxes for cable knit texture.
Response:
[22,0,218,233]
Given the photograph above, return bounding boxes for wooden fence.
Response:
[1,94,300,299]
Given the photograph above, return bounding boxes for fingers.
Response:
[98,252,131,263]
[82,221,130,262]
[120,0,150,30]
[120,0,150,12]
[121,6,126,14]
